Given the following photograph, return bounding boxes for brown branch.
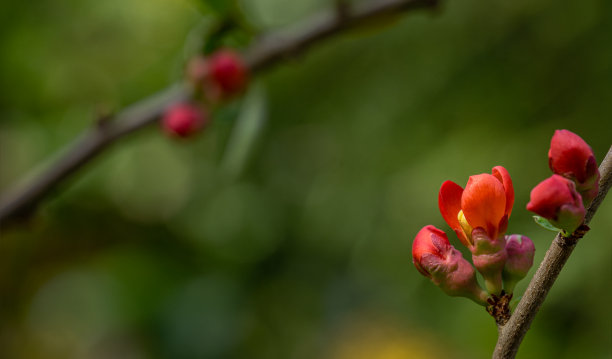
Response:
[493,145,612,359]
[0,0,437,226]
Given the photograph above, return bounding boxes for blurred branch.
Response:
[0,84,190,224]
[245,0,438,72]
[492,145,612,359]
[0,0,437,226]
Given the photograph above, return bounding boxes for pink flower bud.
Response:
[502,234,535,294]
[471,228,507,295]
[207,50,249,100]
[527,174,585,233]
[413,225,488,305]
[162,103,208,138]
[549,129,600,204]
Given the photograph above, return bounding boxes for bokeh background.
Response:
[1,0,611,358]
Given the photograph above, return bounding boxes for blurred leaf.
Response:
[220,82,267,179]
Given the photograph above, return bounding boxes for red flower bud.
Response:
[439,166,514,248]
[207,50,249,100]
[503,234,535,294]
[527,174,585,233]
[162,103,208,138]
[548,129,599,204]
[413,225,488,305]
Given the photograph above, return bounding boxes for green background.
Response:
[1,0,610,358]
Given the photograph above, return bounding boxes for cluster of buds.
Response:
[527,130,600,234]
[413,166,535,304]
[162,49,249,138]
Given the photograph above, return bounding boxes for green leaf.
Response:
[533,215,561,232]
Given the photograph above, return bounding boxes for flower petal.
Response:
[461,173,506,239]
[526,174,580,219]
[412,225,450,277]
[438,181,469,246]
[492,166,514,217]
[548,129,595,183]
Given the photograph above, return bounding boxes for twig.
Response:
[493,146,612,359]
[0,0,437,226]
[0,84,190,223]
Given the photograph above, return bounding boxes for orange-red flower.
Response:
[438,166,514,248]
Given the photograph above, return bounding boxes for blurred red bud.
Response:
[207,50,249,99]
[162,103,208,138]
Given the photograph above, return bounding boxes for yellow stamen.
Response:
[458,210,473,244]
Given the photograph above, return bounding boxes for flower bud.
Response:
[549,129,600,204]
[162,103,208,138]
[207,49,249,100]
[413,225,489,305]
[502,234,535,294]
[527,174,585,234]
[470,228,507,296]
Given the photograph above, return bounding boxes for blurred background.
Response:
[0,0,611,358]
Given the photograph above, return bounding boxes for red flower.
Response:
[548,129,599,203]
[438,166,514,248]
[526,174,585,233]
[162,103,208,138]
[412,225,488,305]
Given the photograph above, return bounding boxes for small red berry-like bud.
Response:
[413,225,489,305]
[548,129,599,204]
[527,174,585,233]
[207,49,249,99]
[502,234,535,294]
[162,103,208,138]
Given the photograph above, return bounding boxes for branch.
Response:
[493,145,612,359]
[0,0,437,226]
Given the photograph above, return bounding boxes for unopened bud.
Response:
[413,225,489,305]
[527,174,585,234]
[162,103,208,138]
[502,234,535,294]
[548,129,600,204]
